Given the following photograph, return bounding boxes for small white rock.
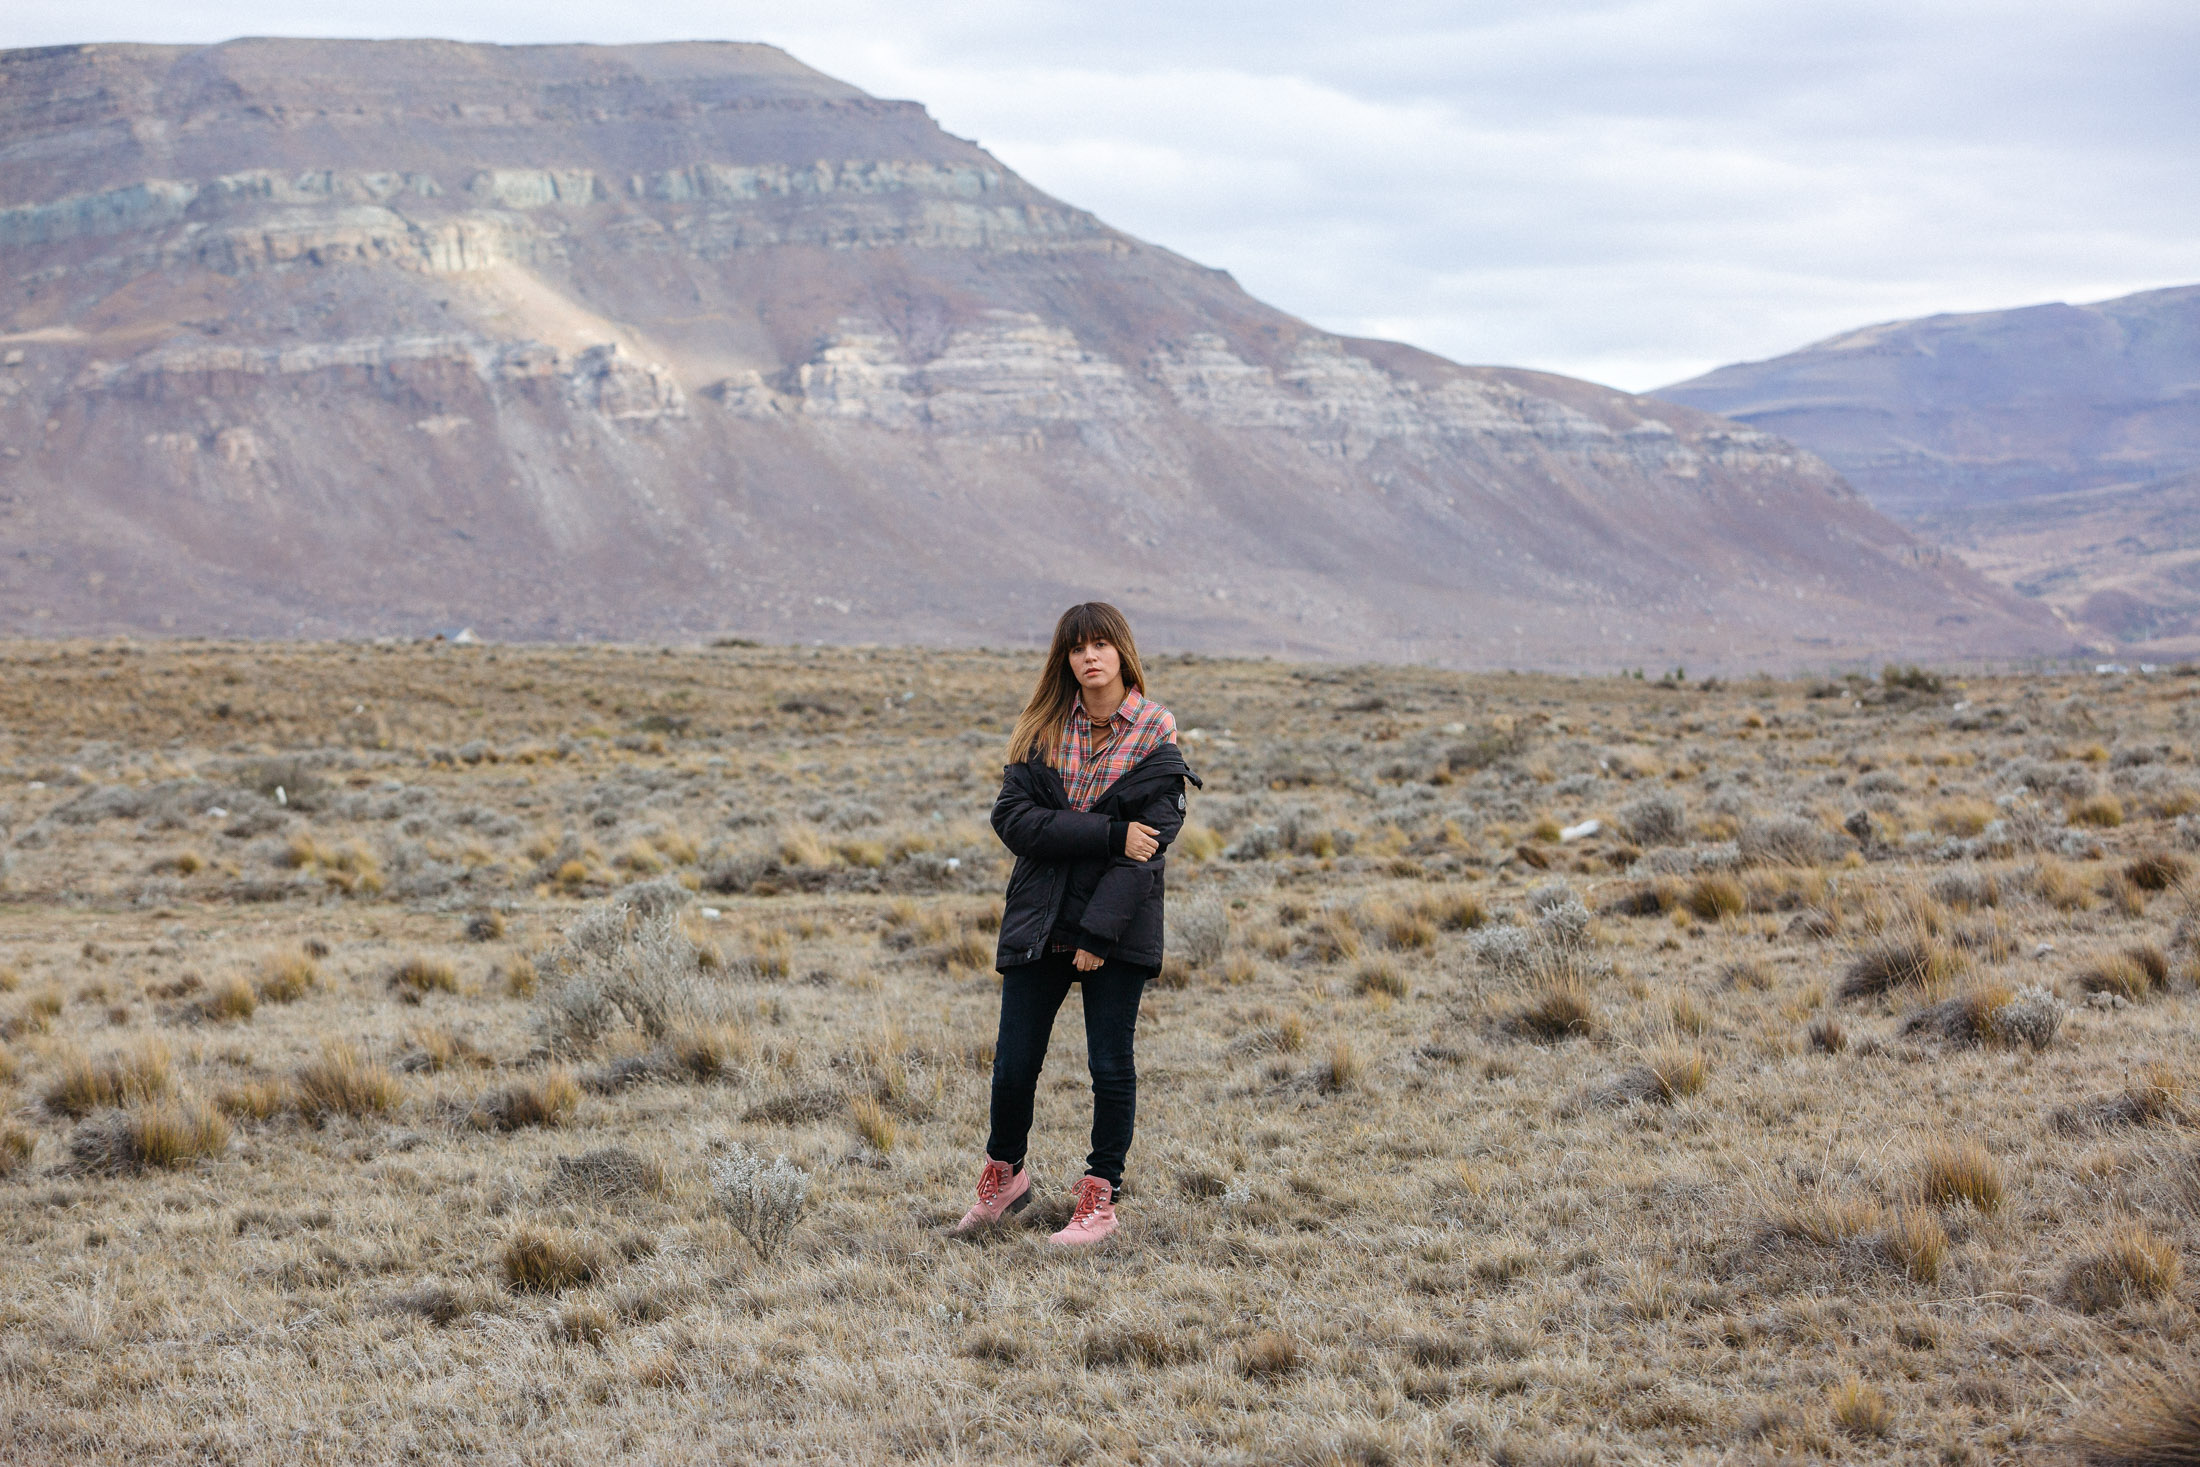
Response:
[699,906,723,920]
[1560,819,1602,843]
[206,807,228,819]
[945,857,961,870]
[2033,942,2055,958]
[25,780,43,790]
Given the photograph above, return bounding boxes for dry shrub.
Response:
[293,1042,402,1122]
[215,1079,289,1122]
[196,975,257,1023]
[0,1125,35,1178]
[1918,1139,2004,1212]
[255,953,317,1003]
[466,910,507,942]
[390,956,460,997]
[475,1070,580,1130]
[1617,792,1685,847]
[44,1041,172,1118]
[1881,1208,1949,1282]
[502,1227,605,1293]
[1830,1376,1894,1440]
[1838,934,1957,1002]
[1239,1331,1302,1378]
[1668,990,1712,1035]
[70,1099,229,1174]
[1808,1016,1847,1054]
[2062,1227,2183,1313]
[2071,793,2127,829]
[1353,957,1409,999]
[960,1328,1025,1364]
[1221,951,1257,986]
[1738,815,1836,866]
[1684,874,1745,921]
[2069,1372,2200,1465]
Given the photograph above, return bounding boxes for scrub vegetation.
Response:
[0,639,2198,1461]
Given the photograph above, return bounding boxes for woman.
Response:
[951,602,1199,1246]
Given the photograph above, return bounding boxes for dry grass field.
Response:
[3,639,2200,1464]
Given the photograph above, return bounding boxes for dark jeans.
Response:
[985,951,1150,1190]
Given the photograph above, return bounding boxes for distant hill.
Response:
[1657,285,2200,653]
[1657,284,2200,517]
[0,39,2066,668]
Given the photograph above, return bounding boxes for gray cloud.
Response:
[4,1,2194,388]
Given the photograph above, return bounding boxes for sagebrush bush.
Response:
[709,1143,812,1259]
[536,900,737,1052]
[390,956,459,997]
[1617,792,1685,847]
[1168,893,1229,969]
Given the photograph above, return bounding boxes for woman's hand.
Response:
[1123,822,1160,861]
[1073,948,1104,972]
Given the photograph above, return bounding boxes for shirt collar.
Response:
[1075,686,1143,728]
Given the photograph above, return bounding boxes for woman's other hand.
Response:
[1073,948,1104,972]
[1124,822,1160,861]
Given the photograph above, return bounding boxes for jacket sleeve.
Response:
[1072,776,1187,958]
[991,764,1112,861]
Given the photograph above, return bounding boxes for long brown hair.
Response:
[1005,602,1148,765]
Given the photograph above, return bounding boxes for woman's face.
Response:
[1067,637,1121,693]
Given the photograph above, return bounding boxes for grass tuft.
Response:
[1239,1331,1302,1379]
[474,1070,580,1130]
[2062,1226,2183,1314]
[1918,1138,2003,1212]
[293,1042,402,1123]
[1830,1376,1894,1439]
[44,1041,172,1118]
[255,953,318,1003]
[502,1227,605,1293]
[1838,934,1957,1001]
[70,1099,229,1173]
[390,956,460,997]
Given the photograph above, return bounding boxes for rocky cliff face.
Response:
[0,38,2065,667]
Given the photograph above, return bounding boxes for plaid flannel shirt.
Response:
[1055,686,1176,812]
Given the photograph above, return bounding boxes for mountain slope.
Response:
[1655,285,2200,518]
[0,38,2066,667]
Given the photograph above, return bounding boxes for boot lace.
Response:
[977,1160,1011,1204]
[1070,1177,1111,1226]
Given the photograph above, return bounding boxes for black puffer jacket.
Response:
[990,742,1201,972]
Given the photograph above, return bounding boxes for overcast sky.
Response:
[5,1,2195,389]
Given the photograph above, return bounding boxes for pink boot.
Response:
[951,1157,1032,1233]
[1048,1175,1118,1247]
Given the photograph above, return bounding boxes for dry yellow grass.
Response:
[0,641,2194,1461]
